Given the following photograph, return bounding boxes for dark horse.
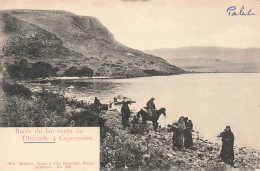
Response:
[137,108,166,130]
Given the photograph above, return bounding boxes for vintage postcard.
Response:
[0,0,260,170]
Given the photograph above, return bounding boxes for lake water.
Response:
[54,73,260,150]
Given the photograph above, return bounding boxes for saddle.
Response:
[143,107,153,118]
[142,107,148,113]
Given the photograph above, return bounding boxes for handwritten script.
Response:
[227,6,255,16]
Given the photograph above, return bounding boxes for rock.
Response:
[166,153,174,158]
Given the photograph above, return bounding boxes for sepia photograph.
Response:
[0,0,260,170]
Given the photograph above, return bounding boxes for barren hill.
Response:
[145,47,260,73]
[0,10,185,77]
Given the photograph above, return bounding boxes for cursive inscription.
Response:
[226,6,255,16]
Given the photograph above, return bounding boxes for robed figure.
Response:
[218,126,234,165]
[146,98,156,118]
[170,123,183,150]
[184,120,193,148]
[121,102,131,128]
[94,97,102,107]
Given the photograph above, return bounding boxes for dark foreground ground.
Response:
[100,109,260,170]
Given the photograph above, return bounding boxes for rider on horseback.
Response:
[146,98,156,118]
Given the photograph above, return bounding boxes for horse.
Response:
[137,107,166,130]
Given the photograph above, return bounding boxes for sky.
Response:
[1,0,260,50]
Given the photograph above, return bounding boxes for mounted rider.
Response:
[146,97,156,118]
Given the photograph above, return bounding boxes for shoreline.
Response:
[14,72,260,85]
[1,77,259,170]
[101,109,260,170]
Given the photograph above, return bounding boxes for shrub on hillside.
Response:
[70,108,105,127]
[35,91,66,115]
[77,67,94,77]
[1,81,32,99]
[30,61,58,78]
[64,66,94,77]
[6,59,59,79]
[6,59,30,79]
[1,96,69,127]
[64,66,78,76]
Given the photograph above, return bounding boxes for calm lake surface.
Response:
[55,73,260,149]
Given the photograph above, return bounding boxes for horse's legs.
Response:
[142,117,147,126]
[152,121,158,131]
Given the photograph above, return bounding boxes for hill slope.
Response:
[0,10,185,77]
[145,47,260,73]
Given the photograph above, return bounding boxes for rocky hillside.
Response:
[0,10,185,77]
[145,47,260,73]
[101,109,260,170]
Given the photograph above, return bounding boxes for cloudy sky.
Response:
[1,0,260,50]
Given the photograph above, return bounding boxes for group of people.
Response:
[94,96,235,165]
[121,97,157,128]
[169,116,194,150]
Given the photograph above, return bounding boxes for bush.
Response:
[100,131,144,169]
[36,91,66,115]
[64,66,94,77]
[6,59,58,79]
[1,81,32,99]
[30,61,57,78]
[70,108,105,127]
[77,67,94,77]
[1,96,69,127]
[6,63,30,79]
[64,66,78,76]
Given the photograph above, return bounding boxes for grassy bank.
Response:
[0,79,106,128]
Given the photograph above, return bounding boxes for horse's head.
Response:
[160,108,166,116]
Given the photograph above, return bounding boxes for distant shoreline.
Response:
[15,72,259,83]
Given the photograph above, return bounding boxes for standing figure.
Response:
[94,97,102,107]
[218,126,235,165]
[184,119,193,148]
[94,97,102,111]
[146,98,156,118]
[183,117,188,125]
[177,117,185,148]
[170,123,183,150]
[121,102,131,128]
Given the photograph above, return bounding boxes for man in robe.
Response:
[218,126,235,165]
[121,102,131,128]
[94,97,102,111]
[170,123,183,150]
[94,97,102,106]
[184,119,193,148]
[146,98,156,118]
